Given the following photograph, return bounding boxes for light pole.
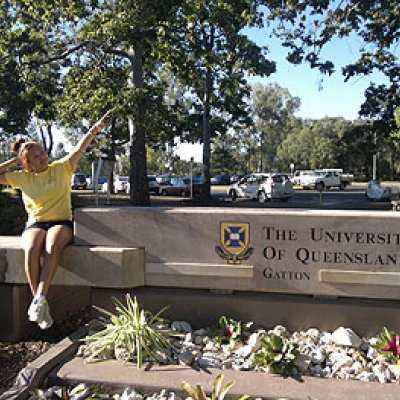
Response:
[190,157,194,198]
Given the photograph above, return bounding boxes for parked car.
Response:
[244,173,294,203]
[292,170,314,186]
[71,173,87,190]
[114,176,130,193]
[159,176,205,197]
[230,174,243,183]
[227,173,269,200]
[211,174,230,185]
[365,179,391,202]
[297,170,324,190]
[148,175,160,194]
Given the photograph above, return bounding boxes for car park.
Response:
[227,173,269,200]
[71,173,88,190]
[244,173,294,203]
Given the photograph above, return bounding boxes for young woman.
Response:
[0,111,111,329]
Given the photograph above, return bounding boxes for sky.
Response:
[176,27,396,162]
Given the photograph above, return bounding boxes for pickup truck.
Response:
[299,169,354,191]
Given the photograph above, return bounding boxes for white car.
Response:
[244,173,294,203]
[292,170,313,186]
[227,173,269,200]
[114,176,130,193]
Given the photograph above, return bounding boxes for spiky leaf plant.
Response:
[182,373,250,400]
[82,294,175,368]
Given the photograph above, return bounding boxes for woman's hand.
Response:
[91,110,111,134]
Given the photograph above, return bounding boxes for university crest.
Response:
[215,222,254,264]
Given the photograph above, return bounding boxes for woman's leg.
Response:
[21,228,47,296]
[38,224,73,296]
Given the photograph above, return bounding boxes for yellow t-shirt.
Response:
[5,157,75,224]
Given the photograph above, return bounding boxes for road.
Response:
[210,184,397,211]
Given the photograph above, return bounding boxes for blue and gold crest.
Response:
[215,222,254,264]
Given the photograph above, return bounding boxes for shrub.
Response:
[251,334,299,376]
[213,316,253,347]
[374,327,400,365]
[82,294,175,368]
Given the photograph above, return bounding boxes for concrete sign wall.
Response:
[75,207,400,300]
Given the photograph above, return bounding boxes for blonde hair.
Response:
[11,138,44,169]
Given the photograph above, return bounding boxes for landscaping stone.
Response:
[331,327,362,348]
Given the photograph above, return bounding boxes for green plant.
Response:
[29,383,109,400]
[213,316,253,347]
[181,373,250,400]
[252,334,300,376]
[82,294,175,368]
[374,327,400,365]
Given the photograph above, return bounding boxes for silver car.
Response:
[227,173,269,201]
[245,173,294,203]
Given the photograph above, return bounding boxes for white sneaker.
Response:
[37,300,53,330]
[28,295,46,322]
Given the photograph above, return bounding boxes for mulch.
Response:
[0,307,92,395]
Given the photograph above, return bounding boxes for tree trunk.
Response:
[128,41,150,206]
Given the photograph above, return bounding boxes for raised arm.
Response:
[67,111,111,170]
[0,157,21,185]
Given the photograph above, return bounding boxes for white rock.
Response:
[171,321,192,333]
[247,331,264,350]
[234,344,253,359]
[310,348,325,364]
[356,371,376,382]
[121,388,144,400]
[272,325,289,337]
[240,360,252,370]
[332,327,362,348]
[388,364,400,381]
[306,328,320,341]
[372,364,389,383]
[367,346,380,360]
[197,354,222,369]
[204,339,216,351]
[350,361,364,375]
[115,345,131,362]
[319,332,333,345]
[183,332,194,344]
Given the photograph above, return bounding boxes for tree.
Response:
[267,0,399,138]
[251,82,301,171]
[170,0,276,195]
